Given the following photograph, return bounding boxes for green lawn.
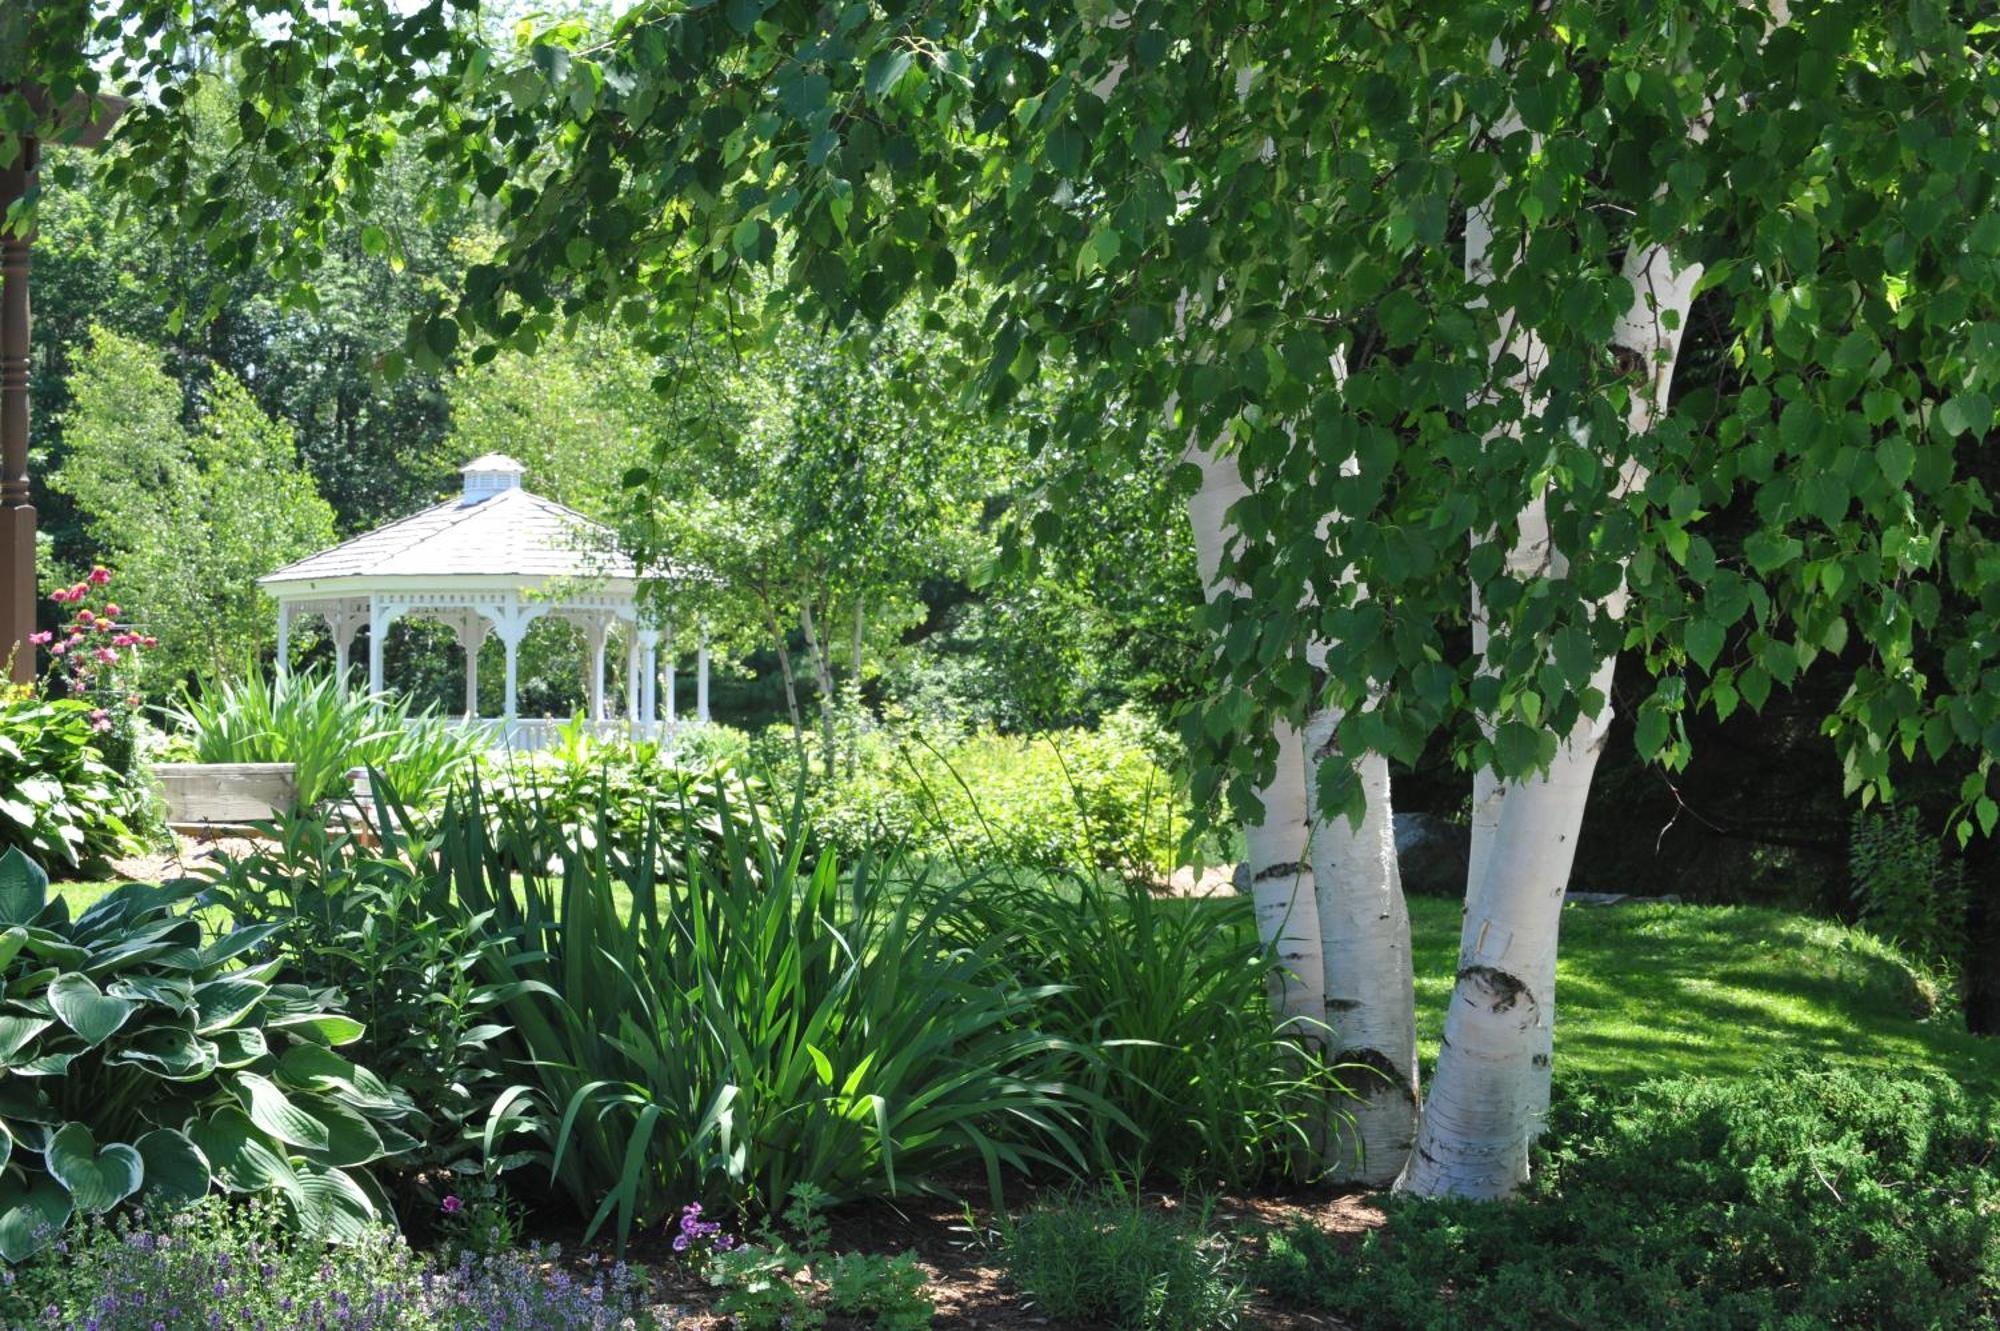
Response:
[1408,894,1999,1091]
[56,871,1996,1091]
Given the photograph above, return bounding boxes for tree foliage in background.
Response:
[48,327,336,687]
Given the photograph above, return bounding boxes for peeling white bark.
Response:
[1185,442,1327,1037]
[1306,731,1418,1184]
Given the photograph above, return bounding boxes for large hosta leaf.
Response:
[268,1012,366,1047]
[0,848,48,927]
[193,976,269,1033]
[135,1129,211,1207]
[0,1174,72,1263]
[293,1163,378,1244]
[0,1015,49,1064]
[233,1072,330,1151]
[295,1094,388,1168]
[209,1027,269,1067]
[44,1122,144,1215]
[0,1120,10,1171]
[189,1107,298,1200]
[48,973,137,1046]
[0,925,27,971]
[108,1024,217,1081]
[108,973,196,1013]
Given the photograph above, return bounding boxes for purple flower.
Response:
[441,1195,463,1215]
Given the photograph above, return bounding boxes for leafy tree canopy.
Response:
[17,1,2000,832]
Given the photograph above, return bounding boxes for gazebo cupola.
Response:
[257,455,709,748]
[460,452,526,503]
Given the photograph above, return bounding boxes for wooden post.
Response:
[0,94,123,683]
[0,136,36,685]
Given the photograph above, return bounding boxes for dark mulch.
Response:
[619,1176,1378,1330]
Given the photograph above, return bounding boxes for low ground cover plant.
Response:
[702,1184,933,1331]
[999,1184,1247,1331]
[0,1197,669,1330]
[0,848,418,1261]
[1254,1063,2000,1330]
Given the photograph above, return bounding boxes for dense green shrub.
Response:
[424,788,1094,1247]
[203,806,520,1183]
[959,875,1340,1186]
[479,717,773,878]
[1850,805,1967,979]
[169,669,483,809]
[0,693,145,869]
[0,849,418,1262]
[1000,1185,1248,1331]
[1255,1064,2000,1330]
[770,705,1196,880]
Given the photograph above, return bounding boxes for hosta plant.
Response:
[0,848,419,1262]
[0,694,141,869]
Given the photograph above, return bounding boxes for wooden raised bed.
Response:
[153,762,298,827]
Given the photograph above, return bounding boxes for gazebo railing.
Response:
[456,717,677,753]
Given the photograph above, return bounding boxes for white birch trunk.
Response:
[1185,442,1327,1038]
[1401,17,1731,1192]
[1305,729,1418,1184]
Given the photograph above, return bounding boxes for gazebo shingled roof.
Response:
[258,455,707,746]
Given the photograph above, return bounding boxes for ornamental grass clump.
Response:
[170,669,482,810]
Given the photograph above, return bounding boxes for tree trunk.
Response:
[764,600,807,759]
[1305,721,1418,1185]
[1184,441,1326,1040]
[800,598,837,781]
[1400,658,1615,1198]
[1406,219,1705,1196]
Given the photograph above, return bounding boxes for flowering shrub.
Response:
[0,1199,675,1331]
[36,567,156,775]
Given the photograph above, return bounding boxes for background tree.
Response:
[48,327,336,687]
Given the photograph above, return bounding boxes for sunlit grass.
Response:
[1408,895,1998,1091]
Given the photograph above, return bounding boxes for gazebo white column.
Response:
[585,617,610,723]
[638,627,660,729]
[367,595,397,695]
[624,632,641,725]
[275,602,293,676]
[696,634,710,722]
[454,614,489,720]
[664,652,676,724]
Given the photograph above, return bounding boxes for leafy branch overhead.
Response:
[16,1,2000,831]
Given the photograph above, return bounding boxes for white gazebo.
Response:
[258,454,709,750]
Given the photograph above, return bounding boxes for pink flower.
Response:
[66,633,83,646]
[89,708,108,722]
[50,643,66,656]
[49,588,70,604]
[71,583,89,600]
[91,718,111,732]
[88,566,111,586]
[113,633,137,647]
[141,636,157,648]
[440,1196,463,1215]
[94,647,117,664]
[103,604,121,617]
[76,609,95,625]
[27,631,50,645]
